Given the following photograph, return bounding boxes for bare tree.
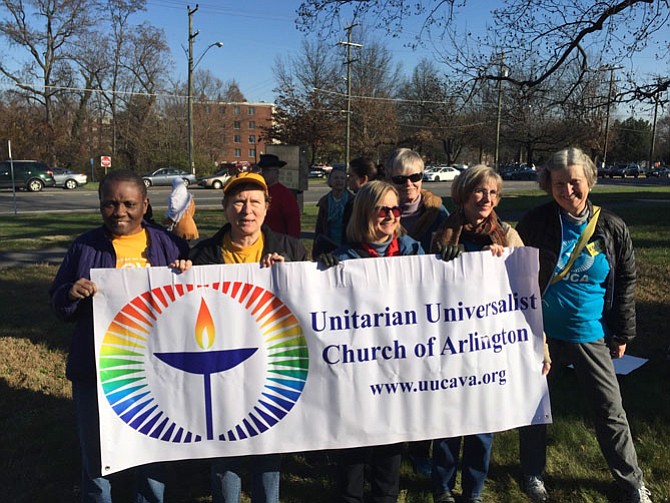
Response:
[114,23,170,171]
[268,38,341,164]
[397,60,466,163]
[297,0,670,104]
[97,0,147,158]
[0,0,97,160]
[347,31,402,159]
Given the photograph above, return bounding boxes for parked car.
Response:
[648,166,670,178]
[598,165,613,177]
[51,167,88,189]
[141,167,197,188]
[610,163,643,178]
[501,164,536,181]
[508,165,538,181]
[0,160,56,192]
[198,168,232,189]
[309,166,326,178]
[423,165,459,182]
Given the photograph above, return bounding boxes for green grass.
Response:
[1,189,669,502]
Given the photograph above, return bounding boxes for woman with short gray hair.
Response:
[385,148,449,251]
[516,147,652,503]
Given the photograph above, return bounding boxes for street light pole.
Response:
[187,4,222,176]
[187,5,198,176]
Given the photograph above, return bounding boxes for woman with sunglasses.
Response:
[429,165,550,503]
[385,148,449,252]
[319,180,422,503]
[384,148,449,476]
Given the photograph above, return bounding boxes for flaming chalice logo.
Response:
[98,281,309,443]
[154,299,257,440]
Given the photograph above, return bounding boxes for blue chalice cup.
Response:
[155,348,257,440]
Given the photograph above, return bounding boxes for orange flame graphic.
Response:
[195,298,215,349]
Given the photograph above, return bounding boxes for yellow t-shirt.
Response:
[112,229,150,268]
[221,233,264,264]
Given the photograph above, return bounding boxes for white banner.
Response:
[92,248,551,475]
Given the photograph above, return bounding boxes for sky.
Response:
[135,0,472,103]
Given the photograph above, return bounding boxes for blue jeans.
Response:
[432,434,494,498]
[72,380,166,503]
[211,454,280,503]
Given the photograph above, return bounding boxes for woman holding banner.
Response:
[515,148,652,503]
[49,169,190,503]
[317,180,423,503]
[189,171,306,503]
[430,164,550,503]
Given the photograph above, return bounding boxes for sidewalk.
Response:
[0,247,68,269]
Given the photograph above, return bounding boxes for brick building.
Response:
[202,101,274,166]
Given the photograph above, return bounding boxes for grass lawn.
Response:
[1,187,669,502]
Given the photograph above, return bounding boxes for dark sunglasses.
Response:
[391,172,423,184]
[376,205,402,218]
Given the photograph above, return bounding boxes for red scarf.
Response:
[360,237,400,257]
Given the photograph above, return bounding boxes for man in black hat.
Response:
[257,154,301,238]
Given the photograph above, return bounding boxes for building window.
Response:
[234,148,241,157]
[205,105,211,114]
[234,121,241,129]
[249,135,256,144]
[234,135,241,143]
[249,148,256,158]
[248,121,256,129]
[219,106,226,114]
[233,105,240,115]
[248,106,256,115]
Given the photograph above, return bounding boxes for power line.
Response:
[313,87,459,106]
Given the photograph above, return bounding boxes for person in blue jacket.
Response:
[318,180,422,503]
[49,169,189,502]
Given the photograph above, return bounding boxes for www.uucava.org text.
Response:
[370,369,507,396]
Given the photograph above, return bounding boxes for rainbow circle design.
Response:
[98,281,309,443]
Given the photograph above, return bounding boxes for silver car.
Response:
[141,167,197,188]
[198,168,232,189]
[51,167,88,189]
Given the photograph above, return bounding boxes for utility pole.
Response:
[648,90,659,171]
[602,66,622,167]
[338,25,362,168]
[494,53,507,170]
[186,6,222,176]
[187,4,199,176]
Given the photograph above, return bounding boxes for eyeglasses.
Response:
[376,205,402,218]
[391,172,423,185]
[472,188,499,198]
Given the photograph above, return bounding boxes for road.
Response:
[0,176,660,215]
[0,179,537,215]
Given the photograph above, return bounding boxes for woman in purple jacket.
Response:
[50,169,189,503]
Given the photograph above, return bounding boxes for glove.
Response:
[436,242,461,262]
[316,252,340,269]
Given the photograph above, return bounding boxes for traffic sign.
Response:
[100,156,112,168]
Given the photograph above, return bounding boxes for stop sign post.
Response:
[100,156,111,174]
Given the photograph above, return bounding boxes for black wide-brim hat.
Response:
[256,154,287,168]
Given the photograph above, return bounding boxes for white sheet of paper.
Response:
[612,354,648,375]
